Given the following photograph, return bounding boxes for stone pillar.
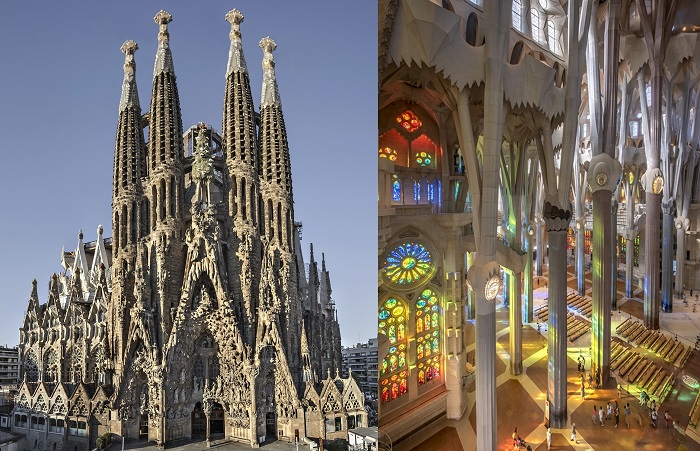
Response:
[644,169,663,330]
[465,252,475,320]
[576,222,585,295]
[661,201,675,312]
[503,271,510,307]
[675,219,688,298]
[523,234,534,323]
[466,260,501,449]
[611,200,618,310]
[535,219,544,277]
[544,203,570,428]
[626,233,635,297]
[509,271,523,375]
[587,154,620,387]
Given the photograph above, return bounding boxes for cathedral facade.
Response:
[12,10,365,450]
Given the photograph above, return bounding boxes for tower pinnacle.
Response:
[119,41,139,112]
[225,9,247,75]
[259,37,281,107]
[153,10,174,76]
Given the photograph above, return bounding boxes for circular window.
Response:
[383,242,435,288]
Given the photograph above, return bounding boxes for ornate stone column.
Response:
[575,219,585,295]
[643,168,664,329]
[675,216,690,298]
[509,270,522,375]
[587,153,621,386]
[204,399,212,448]
[611,199,619,310]
[661,199,675,312]
[465,252,475,320]
[466,259,501,449]
[543,200,571,428]
[523,229,534,323]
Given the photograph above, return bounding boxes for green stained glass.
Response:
[385,298,397,309]
[417,299,427,308]
[378,310,390,320]
[392,306,404,317]
[384,243,433,285]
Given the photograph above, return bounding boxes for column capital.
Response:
[585,153,622,194]
[543,199,571,233]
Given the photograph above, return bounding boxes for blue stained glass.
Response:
[379,310,390,320]
[414,181,420,202]
[392,179,401,202]
[428,183,435,202]
[417,300,426,308]
[389,346,397,353]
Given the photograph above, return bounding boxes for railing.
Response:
[497,232,528,256]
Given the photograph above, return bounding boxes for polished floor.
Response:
[411,266,700,450]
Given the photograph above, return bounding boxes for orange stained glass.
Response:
[396,110,422,133]
[379,147,398,161]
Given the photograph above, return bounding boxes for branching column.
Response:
[509,270,523,375]
[544,205,570,428]
[661,200,675,312]
[523,234,534,323]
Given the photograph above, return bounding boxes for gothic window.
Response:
[70,347,83,382]
[383,242,434,287]
[34,394,48,413]
[392,175,402,203]
[396,110,422,133]
[630,121,639,137]
[378,129,408,166]
[379,147,398,161]
[17,393,29,409]
[416,288,441,385]
[411,135,437,169]
[51,396,67,415]
[24,351,39,382]
[44,348,58,383]
[193,355,205,390]
[531,8,546,45]
[70,397,88,416]
[379,297,408,404]
[547,20,561,54]
[208,354,220,381]
[512,0,522,30]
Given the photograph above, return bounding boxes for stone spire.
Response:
[225,9,247,76]
[153,10,175,76]
[113,40,146,257]
[301,319,313,384]
[259,37,293,248]
[146,9,184,349]
[259,37,281,108]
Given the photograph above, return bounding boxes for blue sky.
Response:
[0,2,376,348]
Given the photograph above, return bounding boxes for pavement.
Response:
[117,438,305,450]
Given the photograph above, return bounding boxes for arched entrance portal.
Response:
[191,402,206,438]
[210,402,225,435]
[265,412,277,440]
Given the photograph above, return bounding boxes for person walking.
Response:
[617,382,622,398]
[592,405,598,425]
[581,382,586,399]
[571,423,578,443]
[614,404,620,427]
[546,427,552,451]
[665,411,672,430]
[625,403,631,428]
[606,401,612,420]
[599,405,605,426]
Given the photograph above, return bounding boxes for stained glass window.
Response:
[379,147,398,161]
[396,110,422,133]
[415,151,433,167]
[413,180,420,203]
[411,135,437,169]
[416,289,441,386]
[383,243,433,286]
[392,176,401,202]
[379,297,409,403]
